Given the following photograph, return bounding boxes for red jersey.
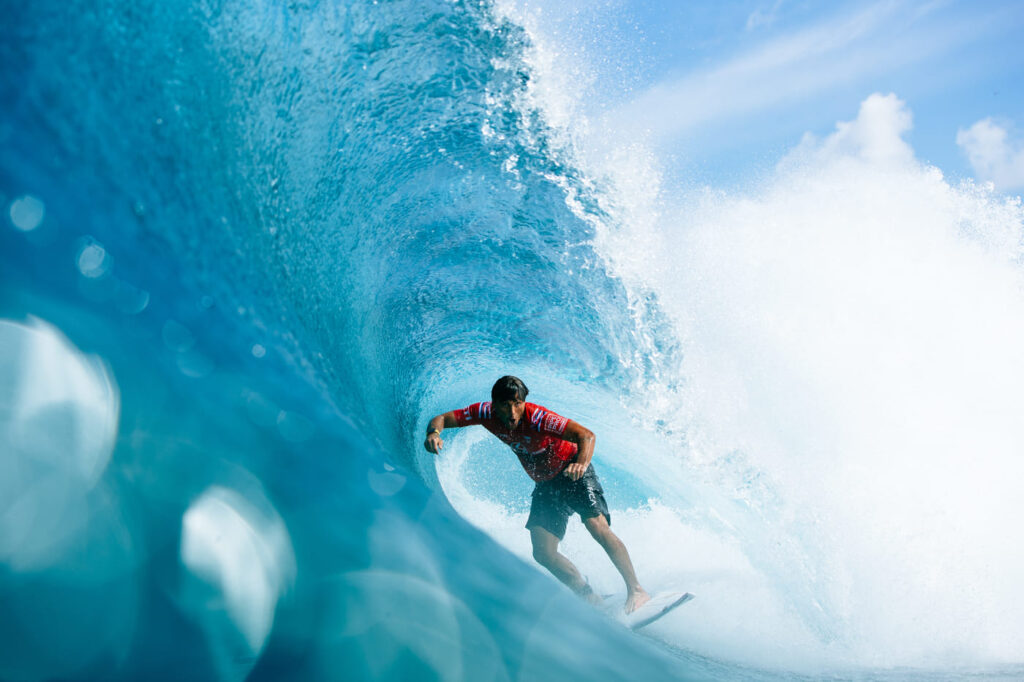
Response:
[453,402,578,482]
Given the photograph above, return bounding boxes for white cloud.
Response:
[957,118,1024,192]
[782,92,915,168]
[746,0,785,32]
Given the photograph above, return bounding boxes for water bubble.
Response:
[276,410,314,443]
[368,469,406,497]
[8,195,45,231]
[162,320,195,352]
[242,389,279,428]
[0,317,119,570]
[113,280,150,314]
[75,238,112,279]
[180,485,295,678]
[251,344,266,358]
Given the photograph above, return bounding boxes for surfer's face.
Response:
[494,399,525,429]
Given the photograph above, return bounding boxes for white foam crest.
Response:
[475,7,1024,672]
[492,1,596,154]
[607,96,1024,668]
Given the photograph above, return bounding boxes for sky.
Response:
[510,0,1024,194]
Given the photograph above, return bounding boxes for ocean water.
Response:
[2,1,1023,680]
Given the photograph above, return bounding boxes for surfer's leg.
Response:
[561,466,650,612]
[529,526,598,602]
[583,514,650,613]
[526,478,600,603]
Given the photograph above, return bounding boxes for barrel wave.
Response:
[3,1,1024,681]
[1,2,679,680]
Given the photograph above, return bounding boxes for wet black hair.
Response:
[491,375,528,403]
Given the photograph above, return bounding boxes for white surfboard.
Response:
[603,591,695,630]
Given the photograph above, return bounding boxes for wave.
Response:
[2,0,1024,680]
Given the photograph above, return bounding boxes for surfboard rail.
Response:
[602,591,695,630]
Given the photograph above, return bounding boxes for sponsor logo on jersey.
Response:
[543,412,568,434]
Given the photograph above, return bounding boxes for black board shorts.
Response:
[525,464,610,540]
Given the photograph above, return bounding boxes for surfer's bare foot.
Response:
[577,581,604,607]
[624,587,650,614]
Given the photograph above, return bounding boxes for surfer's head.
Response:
[492,375,528,403]
[492,376,528,429]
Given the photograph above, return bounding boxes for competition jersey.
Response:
[453,402,578,482]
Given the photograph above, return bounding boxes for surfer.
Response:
[424,375,651,614]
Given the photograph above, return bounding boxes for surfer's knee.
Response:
[532,544,557,567]
[584,514,615,544]
[529,526,560,565]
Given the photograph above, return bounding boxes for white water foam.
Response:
[598,95,1024,670]
[461,5,1024,673]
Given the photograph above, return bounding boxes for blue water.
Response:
[3,1,1023,680]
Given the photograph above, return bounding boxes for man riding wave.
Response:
[425,376,651,614]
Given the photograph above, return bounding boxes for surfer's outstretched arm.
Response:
[424,411,459,453]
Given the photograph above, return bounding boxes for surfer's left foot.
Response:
[577,580,604,607]
[624,587,650,614]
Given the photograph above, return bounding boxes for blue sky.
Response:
[514,0,1024,193]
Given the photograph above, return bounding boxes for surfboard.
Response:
[603,591,695,630]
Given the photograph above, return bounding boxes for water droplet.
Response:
[9,195,45,231]
[243,389,278,428]
[75,238,112,279]
[368,469,406,497]
[114,280,150,314]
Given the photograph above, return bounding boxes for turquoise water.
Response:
[2,1,1023,680]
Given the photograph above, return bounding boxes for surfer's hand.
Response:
[425,433,443,454]
[563,462,586,481]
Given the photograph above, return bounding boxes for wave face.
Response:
[3,1,1024,681]
[1,1,681,681]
